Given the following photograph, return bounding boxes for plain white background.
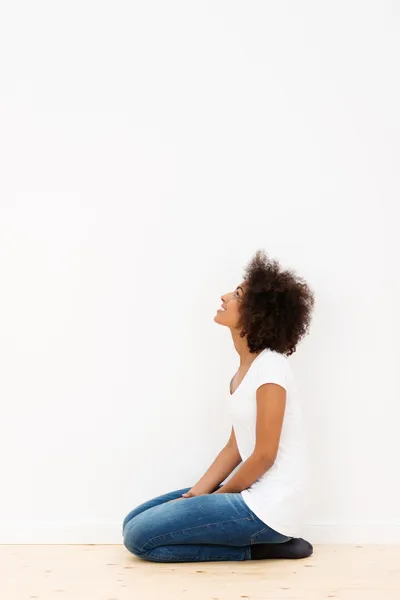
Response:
[0,1,399,544]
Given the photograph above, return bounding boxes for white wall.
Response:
[0,1,399,544]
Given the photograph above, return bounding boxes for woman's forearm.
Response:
[213,452,273,494]
[189,444,242,495]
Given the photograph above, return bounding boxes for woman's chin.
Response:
[214,311,227,325]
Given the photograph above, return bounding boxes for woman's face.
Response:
[214,281,246,329]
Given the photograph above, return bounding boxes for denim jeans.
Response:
[122,486,291,562]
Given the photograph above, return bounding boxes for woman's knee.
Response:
[122,487,192,536]
[123,513,152,557]
[122,500,154,536]
[123,521,143,557]
[121,498,157,535]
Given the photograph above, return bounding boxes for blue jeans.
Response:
[122,486,291,562]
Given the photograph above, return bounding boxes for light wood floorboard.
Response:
[1,545,399,600]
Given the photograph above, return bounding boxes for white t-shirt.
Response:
[228,348,309,538]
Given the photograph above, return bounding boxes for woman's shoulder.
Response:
[258,349,293,379]
[261,348,290,365]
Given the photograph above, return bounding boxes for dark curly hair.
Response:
[237,249,315,356]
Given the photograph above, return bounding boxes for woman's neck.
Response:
[230,329,262,366]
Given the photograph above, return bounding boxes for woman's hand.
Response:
[179,428,242,498]
[181,490,197,498]
[167,491,200,503]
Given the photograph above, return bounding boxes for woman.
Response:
[122,250,315,563]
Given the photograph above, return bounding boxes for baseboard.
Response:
[0,522,123,545]
[302,523,400,544]
[1,522,400,545]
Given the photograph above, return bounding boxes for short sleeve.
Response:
[252,352,291,393]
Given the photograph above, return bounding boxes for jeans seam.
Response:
[250,525,272,544]
[141,553,248,562]
[250,526,291,545]
[140,516,253,553]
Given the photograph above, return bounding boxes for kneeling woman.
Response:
[122,250,315,563]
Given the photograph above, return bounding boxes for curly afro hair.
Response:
[237,250,315,356]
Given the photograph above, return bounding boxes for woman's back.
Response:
[229,348,309,538]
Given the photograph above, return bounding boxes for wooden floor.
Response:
[1,545,399,600]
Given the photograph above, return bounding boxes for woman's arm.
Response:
[213,383,286,494]
[183,427,242,497]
